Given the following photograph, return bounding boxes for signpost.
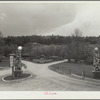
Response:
[10,55,14,67]
[10,54,15,78]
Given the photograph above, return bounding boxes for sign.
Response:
[10,55,14,67]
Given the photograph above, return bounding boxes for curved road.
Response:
[0,60,100,90]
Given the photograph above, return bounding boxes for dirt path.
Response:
[0,60,100,91]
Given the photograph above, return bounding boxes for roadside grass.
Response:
[49,62,93,78]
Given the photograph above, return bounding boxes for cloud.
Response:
[44,3,100,36]
[0,13,6,20]
[0,3,100,36]
[0,3,76,36]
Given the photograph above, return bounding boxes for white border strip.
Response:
[0,1,99,3]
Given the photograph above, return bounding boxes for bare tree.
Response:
[72,29,82,63]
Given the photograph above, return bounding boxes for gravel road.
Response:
[0,60,100,91]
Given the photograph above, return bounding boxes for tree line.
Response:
[4,35,98,46]
[0,29,100,64]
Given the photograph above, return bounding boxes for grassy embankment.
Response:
[49,62,93,78]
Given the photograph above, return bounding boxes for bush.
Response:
[0,55,4,62]
[84,49,93,65]
[85,57,93,65]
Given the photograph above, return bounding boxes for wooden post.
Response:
[12,66,14,78]
[62,67,63,74]
[82,70,85,79]
[69,68,71,75]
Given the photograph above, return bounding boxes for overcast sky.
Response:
[0,2,100,37]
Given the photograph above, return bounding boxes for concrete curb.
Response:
[2,74,32,82]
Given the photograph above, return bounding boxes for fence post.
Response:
[69,68,71,75]
[82,70,85,79]
[62,66,63,73]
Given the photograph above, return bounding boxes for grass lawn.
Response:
[0,61,10,70]
[49,62,93,78]
[3,73,33,80]
[0,61,9,67]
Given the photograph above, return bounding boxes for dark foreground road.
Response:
[0,60,100,90]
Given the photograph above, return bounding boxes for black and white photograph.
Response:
[0,1,100,95]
